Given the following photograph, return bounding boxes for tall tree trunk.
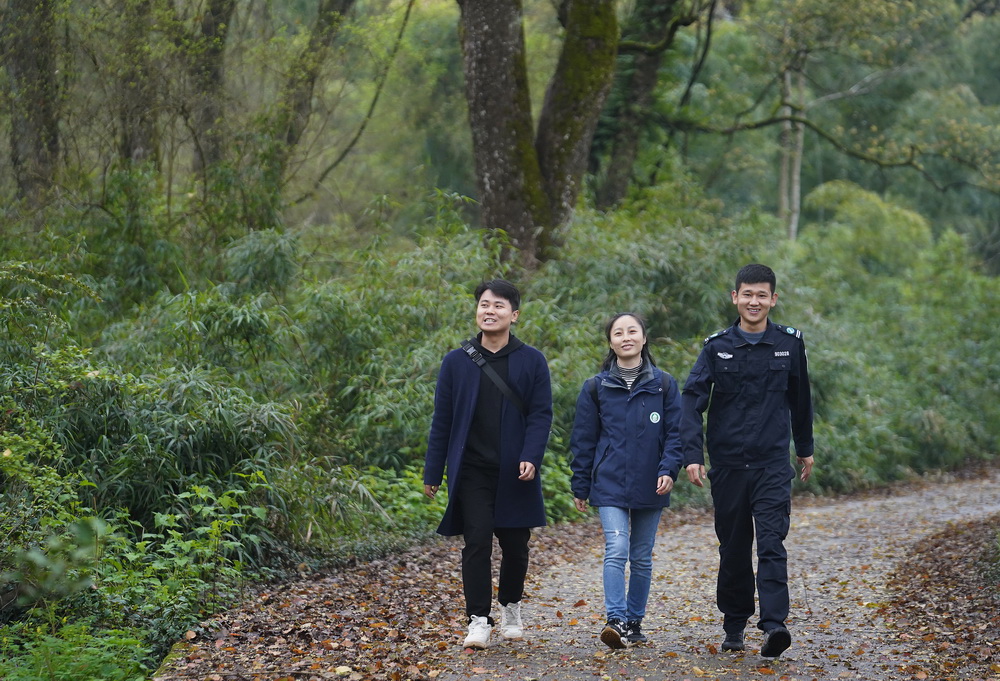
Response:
[777,67,792,226]
[2,0,60,204]
[595,0,687,210]
[788,69,806,240]
[118,0,159,166]
[272,0,357,177]
[457,0,550,266]
[457,0,617,266]
[189,0,237,174]
[535,0,618,251]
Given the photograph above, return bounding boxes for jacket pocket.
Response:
[593,443,611,481]
[713,360,741,393]
[767,359,790,391]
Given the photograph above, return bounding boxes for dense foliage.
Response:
[1,0,998,678]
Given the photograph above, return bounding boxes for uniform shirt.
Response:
[680,319,814,469]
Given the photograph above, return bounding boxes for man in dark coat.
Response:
[680,264,814,659]
[424,279,552,649]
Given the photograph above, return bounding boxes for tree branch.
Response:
[672,113,1000,195]
[293,0,416,206]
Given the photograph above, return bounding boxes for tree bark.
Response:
[788,69,805,240]
[2,0,60,203]
[777,67,792,226]
[274,0,357,171]
[594,0,689,210]
[457,0,617,266]
[117,0,159,166]
[535,0,618,247]
[188,0,237,174]
[456,0,549,265]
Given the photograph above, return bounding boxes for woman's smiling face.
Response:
[608,315,646,366]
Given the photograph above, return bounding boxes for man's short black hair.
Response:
[475,278,521,311]
[735,264,776,293]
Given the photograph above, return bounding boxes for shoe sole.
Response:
[722,642,745,652]
[600,628,627,650]
[463,640,489,650]
[760,629,791,657]
[500,630,524,640]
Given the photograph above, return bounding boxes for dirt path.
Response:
[154,471,1000,681]
[435,471,1000,681]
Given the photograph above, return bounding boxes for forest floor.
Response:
[153,468,1000,681]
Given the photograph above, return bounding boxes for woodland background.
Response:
[1,0,999,678]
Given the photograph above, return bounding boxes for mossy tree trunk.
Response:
[185,0,237,175]
[457,0,617,267]
[272,0,358,175]
[593,0,697,210]
[2,0,60,204]
[117,0,160,167]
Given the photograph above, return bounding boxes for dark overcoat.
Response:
[423,339,552,536]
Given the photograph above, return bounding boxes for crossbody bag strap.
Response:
[461,339,528,417]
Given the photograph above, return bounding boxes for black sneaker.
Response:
[626,619,647,644]
[760,626,791,658]
[600,618,628,650]
[722,629,745,652]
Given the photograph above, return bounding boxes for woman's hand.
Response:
[656,475,674,495]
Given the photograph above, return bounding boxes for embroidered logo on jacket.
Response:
[774,351,790,357]
[717,352,733,359]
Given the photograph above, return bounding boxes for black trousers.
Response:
[709,465,793,633]
[458,463,531,620]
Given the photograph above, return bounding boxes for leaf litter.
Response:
[153,469,1000,681]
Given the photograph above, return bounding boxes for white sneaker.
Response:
[463,615,492,649]
[500,601,524,639]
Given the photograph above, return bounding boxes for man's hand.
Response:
[797,456,814,482]
[573,497,588,513]
[518,461,536,481]
[686,463,706,488]
[424,484,438,499]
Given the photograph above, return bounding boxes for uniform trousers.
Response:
[458,462,531,620]
[709,464,793,633]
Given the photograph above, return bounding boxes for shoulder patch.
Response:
[774,323,803,339]
[703,327,730,345]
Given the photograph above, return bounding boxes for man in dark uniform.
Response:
[680,263,814,658]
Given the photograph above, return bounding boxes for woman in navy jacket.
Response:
[570,313,683,649]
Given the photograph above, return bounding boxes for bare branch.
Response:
[673,113,1000,195]
[293,0,417,206]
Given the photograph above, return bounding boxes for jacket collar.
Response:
[729,318,776,347]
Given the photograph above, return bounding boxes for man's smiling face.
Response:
[476,289,518,336]
[731,282,777,333]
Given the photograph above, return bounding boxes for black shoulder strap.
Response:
[461,340,527,416]
[586,376,600,414]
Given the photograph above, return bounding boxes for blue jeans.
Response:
[597,506,663,621]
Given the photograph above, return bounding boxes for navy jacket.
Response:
[424,336,552,536]
[680,320,814,469]
[570,364,683,509]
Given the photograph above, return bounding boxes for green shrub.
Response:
[0,621,150,681]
